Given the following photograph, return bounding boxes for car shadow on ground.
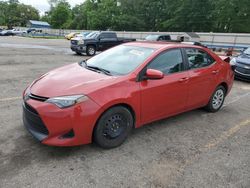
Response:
[20,108,208,157]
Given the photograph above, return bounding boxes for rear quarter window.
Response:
[185,48,216,69]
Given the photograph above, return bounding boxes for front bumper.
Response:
[22,97,101,146]
[23,102,48,141]
[234,66,250,81]
[71,44,86,53]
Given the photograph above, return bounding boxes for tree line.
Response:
[0,0,39,28]
[1,0,250,33]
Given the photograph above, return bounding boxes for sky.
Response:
[7,0,85,15]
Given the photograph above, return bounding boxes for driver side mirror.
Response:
[145,69,164,80]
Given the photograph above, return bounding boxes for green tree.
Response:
[213,0,250,32]
[50,0,72,28]
[0,0,39,28]
[162,0,214,32]
[70,3,88,29]
[0,1,8,26]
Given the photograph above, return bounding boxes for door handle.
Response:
[212,70,219,74]
[179,77,189,82]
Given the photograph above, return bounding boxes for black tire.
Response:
[76,52,82,55]
[205,85,226,113]
[93,106,134,149]
[86,45,96,56]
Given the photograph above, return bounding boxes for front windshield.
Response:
[243,48,250,55]
[86,45,155,75]
[86,32,99,39]
[145,35,159,41]
[82,32,90,37]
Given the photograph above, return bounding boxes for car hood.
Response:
[71,36,83,40]
[236,54,250,65]
[30,63,118,98]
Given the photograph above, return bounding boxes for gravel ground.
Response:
[0,36,249,188]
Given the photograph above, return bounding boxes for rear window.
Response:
[185,48,215,69]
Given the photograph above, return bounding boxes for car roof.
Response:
[125,41,203,50]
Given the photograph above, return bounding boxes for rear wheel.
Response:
[93,106,133,149]
[76,52,82,55]
[205,85,226,112]
[86,45,96,56]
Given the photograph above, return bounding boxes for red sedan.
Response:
[23,42,234,148]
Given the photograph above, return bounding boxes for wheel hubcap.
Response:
[103,114,126,139]
[212,89,224,109]
[88,47,95,55]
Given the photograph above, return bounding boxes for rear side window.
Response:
[164,35,171,40]
[185,48,215,69]
[158,35,171,41]
[148,49,184,75]
[100,33,116,39]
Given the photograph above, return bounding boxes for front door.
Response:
[140,48,189,124]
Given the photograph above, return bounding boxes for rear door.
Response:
[140,48,189,124]
[183,48,220,109]
[98,33,118,50]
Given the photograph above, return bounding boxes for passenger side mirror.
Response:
[145,69,164,80]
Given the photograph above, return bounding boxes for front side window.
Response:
[185,48,215,69]
[147,49,184,75]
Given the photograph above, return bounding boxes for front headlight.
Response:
[230,58,237,66]
[78,40,84,45]
[46,95,88,108]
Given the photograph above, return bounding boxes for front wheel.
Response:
[205,86,226,112]
[86,45,96,56]
[93,106,134,149]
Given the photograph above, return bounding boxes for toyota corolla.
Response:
[23,42,234,148]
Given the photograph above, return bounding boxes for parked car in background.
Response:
[70,31,136,56]
[145,34,183,42]
[230,47,250,81]
[65,32,80,40]
[145,34,172,41]
[182,41,207,48]
[23,42,234,148]
[73,32,92,39]
[26,28,42,33]
[0,29,26,36]
[11,29,27,35]
[0,30,14,36]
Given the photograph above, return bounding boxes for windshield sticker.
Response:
[129,50,144,56]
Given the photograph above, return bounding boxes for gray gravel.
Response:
[0,36,249,188]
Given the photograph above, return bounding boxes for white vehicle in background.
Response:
[74,32,92,39]
[0,29,26,36]
[11,29,27,35]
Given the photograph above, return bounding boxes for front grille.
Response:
[71,40,78,45]
[24,102,38,115]
[23,102,49,135]
[29,93,48,102]
[236,67,250,75]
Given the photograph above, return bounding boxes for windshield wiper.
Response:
[79,60,112,76]
[79,59,88,67]
[87,65,112,76]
